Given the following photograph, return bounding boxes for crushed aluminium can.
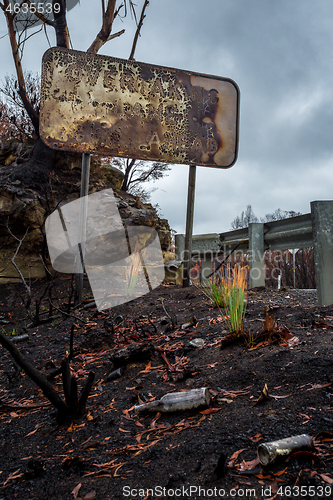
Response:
[257,434,314,466]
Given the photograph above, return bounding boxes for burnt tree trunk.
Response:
[0,332,95,423]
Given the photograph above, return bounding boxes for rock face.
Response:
[0,140,171,280]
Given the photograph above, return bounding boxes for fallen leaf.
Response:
[319,473,333,484]
[71,483,82,499]
[239,457,260,471]
[25,424,42,437]
[275,467,287,476]
[199,408,220,415]
[270,393,292,399]
[230,448,249,461]
[251,384,269,407]
[249,433,262,443]
[228,448,249,467]
[140,361,151,373]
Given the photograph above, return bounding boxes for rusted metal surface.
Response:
[40,47,239,168]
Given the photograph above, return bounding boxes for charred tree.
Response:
[0,332,95,423]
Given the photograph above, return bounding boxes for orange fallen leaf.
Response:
[275,467,287,476]
[142,361,151,372]
[249,433,262,443]
[199,408,221,415]
[25,424,42,437]
[239,457,260,471]
[320,473,333,484]
[228,448,249,467]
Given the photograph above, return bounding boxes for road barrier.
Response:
[175,201,333,306]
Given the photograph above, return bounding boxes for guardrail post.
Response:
[249,223,265,288]
[311,201,333,306]
[201,255,212,286]
[175,234,185,261]
[183,165,197,287]
[174,234,185,284]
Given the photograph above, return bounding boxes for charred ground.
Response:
[1,279,333,500]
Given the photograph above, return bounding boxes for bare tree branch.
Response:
[107,28,125,41]
[129,0,149,60]
[87,0,117,53]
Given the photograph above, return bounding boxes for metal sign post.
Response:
[74,152,91,305]
[183,165,197,287]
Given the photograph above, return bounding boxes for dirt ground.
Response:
[1,277,333,500]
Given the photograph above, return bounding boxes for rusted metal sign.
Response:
[40,47,239,168]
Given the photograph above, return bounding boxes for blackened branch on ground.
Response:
[0,331,95,423]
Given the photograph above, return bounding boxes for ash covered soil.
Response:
[1,279,333,500]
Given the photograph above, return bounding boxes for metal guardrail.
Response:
[175,201,333,306]
[178,212,313,257]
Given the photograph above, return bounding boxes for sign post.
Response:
[183,165,197,287]
[74,152,91,305]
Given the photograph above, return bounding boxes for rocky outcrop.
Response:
[0,140,171,280]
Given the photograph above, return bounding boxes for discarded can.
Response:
[257,434,314,466]
[134,387,211,413]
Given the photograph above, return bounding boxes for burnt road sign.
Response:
[40,47,239,168]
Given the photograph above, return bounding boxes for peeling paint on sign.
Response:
[40,47,239,168]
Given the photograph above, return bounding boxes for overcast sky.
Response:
[1,0,333,235]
